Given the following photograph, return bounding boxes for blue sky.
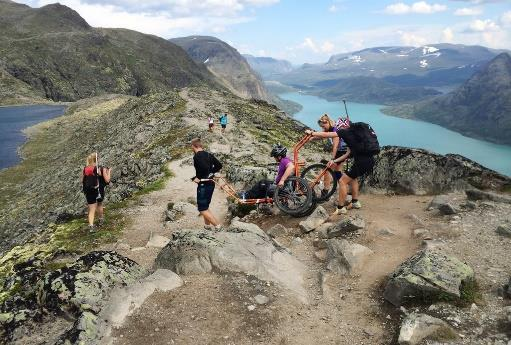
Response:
[16,0,511,64]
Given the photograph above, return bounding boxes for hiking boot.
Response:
[352,201,362,209]
[204,225,214,230]
[97,218,105,227]
[332,207,348,216]
[88,224,95,233]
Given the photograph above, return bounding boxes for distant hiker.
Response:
[219,113,228,133]
[271,144,294,186]
[316,114,349,197]
[306,121,379,215]
[82,152,111,231]
[190,138,223,228]
[208,116,214,132]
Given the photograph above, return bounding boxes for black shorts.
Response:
[84,187,105,205]
[346,155,375,179]
[197,182,215,212]
[221,124,227,129]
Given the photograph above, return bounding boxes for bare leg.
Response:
[338,174,353,207]
[88,204,97,226]
[97,202,104,219]
[200,209,219,226]
[350,179,360,201]
[323,170,332,190]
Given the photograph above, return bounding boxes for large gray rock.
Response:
[428,195,449,210]
[299,206,328,233]
[267,224,288,238]
[496,224,511,238]
[326,239,373,275]
[398,313,456,345]
[365,146,510,195]
[38,251,146,314]
[225,165,271,188]
[438,203,458,215]
[155,221,307,302]
[466,189,511,204]
[318,217,365,239]
[384,249,474,306]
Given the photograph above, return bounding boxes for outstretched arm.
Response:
[305,129,338,138]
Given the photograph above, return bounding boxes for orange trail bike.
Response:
[293,134,340,203]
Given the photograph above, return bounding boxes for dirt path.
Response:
[107,187,431,345]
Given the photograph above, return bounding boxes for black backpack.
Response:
[339,122,380,155]
[83,166,99,193]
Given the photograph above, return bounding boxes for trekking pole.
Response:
[342,99,350,121]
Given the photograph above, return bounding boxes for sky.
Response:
[14,0,511,64]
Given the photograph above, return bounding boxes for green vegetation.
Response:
[0,1,216,105]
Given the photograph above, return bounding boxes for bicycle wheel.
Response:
[301,163,337,202]
[293,195,317,218]
[273,176,314,216]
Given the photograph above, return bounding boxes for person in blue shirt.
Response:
[219,113,228,133]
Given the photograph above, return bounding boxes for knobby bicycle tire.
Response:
[273,176,314,216]
[301,163,337,202]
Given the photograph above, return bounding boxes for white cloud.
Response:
[454,7,483,16]
[398,30,428,45]
[442,27,454,42]
[467,19,500,32]
[321,41,335,53]
[295,38,336,54]
[384,1,447,15]
[501,11,511,26]
[16,0,278,38]
[329,5,338,12]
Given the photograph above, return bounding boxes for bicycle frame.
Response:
[209,177,273,206]
[293,134,331,186]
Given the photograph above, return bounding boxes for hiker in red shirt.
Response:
[82,152,111,231]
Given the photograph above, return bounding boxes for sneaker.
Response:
[332,207,348,215]
[352,201,362,209]
[204,225,214,230]
[97,218,105,227]
[88,225,95,233]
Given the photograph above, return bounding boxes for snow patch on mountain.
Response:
[422,46,439,55]
[419,59,429,68]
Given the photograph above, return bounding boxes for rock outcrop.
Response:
[155,220,307,302]
[299,206,329,233]
[384,249,474,306]
[365,146,511,195]
[398,313,456,345]
[326,239,373,275]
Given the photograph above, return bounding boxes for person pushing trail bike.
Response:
[305,121,380,216]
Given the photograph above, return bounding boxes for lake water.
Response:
[280,92,511,177]
[0,105,67,170]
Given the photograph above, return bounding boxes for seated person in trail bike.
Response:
[315,114,349,197]
[306,122,379,215]
[241,144,295,199]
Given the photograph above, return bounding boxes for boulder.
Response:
[318,217,365,239]
[466,189,511,204]
[326,239,373,275]
[155,221,307,302]
[428,195,449,210]
[384,249,474,306]
[398,313,456,345]
[438,203,458,215]
[504,277,511,299]
[299,206,329,233]
[38,251,146,314]
[365,146,510,195]
[225,165,270,188]
[496,224,511,238]
[267,224,288,238]
[377,228,396,237]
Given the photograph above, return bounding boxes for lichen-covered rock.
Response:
[496,224,511,238]
[38,251,146,313]
[267,224,288,238]
[466,189,511,204]
[398,313,457,345]
[384,249,474,306]
[365,146,511,195]
[155,221,307,302]
[225,165,272,188]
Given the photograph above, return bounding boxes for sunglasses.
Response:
[317,120,328,124]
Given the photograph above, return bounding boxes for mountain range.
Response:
[0,0,215,104]
[385,53,511,145]
[242,55,294,80]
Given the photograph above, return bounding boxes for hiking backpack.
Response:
[83,166,99,192]
[340,122,380,155]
